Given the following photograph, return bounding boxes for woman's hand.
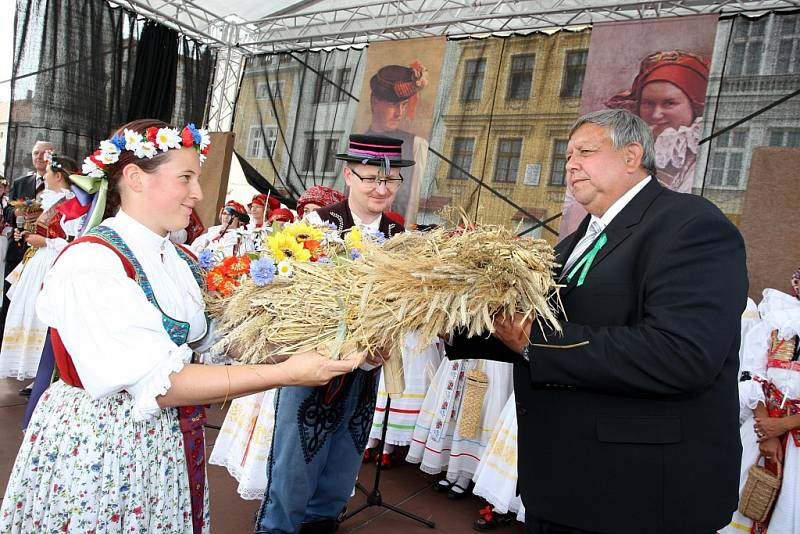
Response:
[755,415,788,442]
[275,351,355,386]
[758,436,784,464]
[493,312,533,355]
[25,234,47,248]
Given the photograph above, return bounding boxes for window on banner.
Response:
[448,137,475,180]
[256,81,285,100]
[709,129,747,188]
[507,54,535,101]
[776,15,800,74]
[336,68,352,101]
[768,128,800,147]
[494,138,522,183]
[323,139,339,173]
[549,139,568,186]
[729,17,767,76]
[303,139,319,172]
[246,125,267,159]
[314,70,333,103]
[461,58,486,101]
[561,49,588,98]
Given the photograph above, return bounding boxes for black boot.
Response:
[298,518,339,534]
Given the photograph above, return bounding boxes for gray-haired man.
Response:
[450,109,747,533]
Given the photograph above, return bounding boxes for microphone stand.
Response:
[342,394,436,528]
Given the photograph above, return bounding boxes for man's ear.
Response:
[121,163,145,193]
[623,142,644,172]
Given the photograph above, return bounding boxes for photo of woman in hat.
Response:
[363,62,429,226]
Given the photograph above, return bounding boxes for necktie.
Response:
[560,219,603,280]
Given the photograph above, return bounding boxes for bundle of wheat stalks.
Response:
[208,222,561,365]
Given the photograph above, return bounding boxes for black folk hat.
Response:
[335,134,415,168]
[370,65,424,103]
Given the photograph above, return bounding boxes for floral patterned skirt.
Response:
[0,380,209,533]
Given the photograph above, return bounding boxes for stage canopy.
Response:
[106,0,800,129]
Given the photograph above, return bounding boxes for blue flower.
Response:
[250,258,276,286]
[349,249,361,260]
[187,123,202,144]
[111,134,126,151]
[317,256,332,264]
[365,229,386,244]
[326,222,338,230]
[198,249,214,270]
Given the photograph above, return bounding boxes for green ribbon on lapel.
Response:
[566,233,608,287]
[69,173,108,234]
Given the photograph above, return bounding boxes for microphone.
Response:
[15,214,26,247]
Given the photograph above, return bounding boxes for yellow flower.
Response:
[344,227,363,251]
[284,221,324,243]
[268,231,311,262]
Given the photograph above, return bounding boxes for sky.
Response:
[0,2,13,102]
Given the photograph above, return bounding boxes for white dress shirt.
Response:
[562,176,651,276]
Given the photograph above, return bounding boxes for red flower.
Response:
[146,127,159,143]
[110,514,120,523]
[181,127,194,147]
[133,506,143,515]
[201,145,210,155]
[89,151,106,169]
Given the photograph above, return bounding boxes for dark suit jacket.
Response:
[3,172,40,275]
[450,179,747,533]
[3,171,38,225]
[313,199,405,238]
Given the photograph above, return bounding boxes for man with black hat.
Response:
[255,134,411,534]
[364,63,428,226]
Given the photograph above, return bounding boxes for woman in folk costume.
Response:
[720,268,800,534]
[209,184,346,501]
[471,391,525,530]
[247,193,267,229]
[0,119,356,534]
[406,357,513,499]
[295,185,345,220]
[190,200,249,254]
[364,331,444,468]
[0,154,87,380]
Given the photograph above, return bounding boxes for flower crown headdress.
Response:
[74,123,211,235]
[43,150,65,171]
[81,123,211,179]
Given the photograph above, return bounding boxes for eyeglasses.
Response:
[350,169,403,191]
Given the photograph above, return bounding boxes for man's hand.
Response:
[493,312,533,355]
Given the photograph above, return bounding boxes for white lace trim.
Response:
[654,117,702,170]
[127,345,192,422]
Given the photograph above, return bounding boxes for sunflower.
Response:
[284,221,324,243]
[267,231,312,262]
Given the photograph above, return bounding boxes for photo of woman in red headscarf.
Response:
[558,11,717,241]
[605,50,710,193]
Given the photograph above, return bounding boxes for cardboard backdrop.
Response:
[739,147,800,300]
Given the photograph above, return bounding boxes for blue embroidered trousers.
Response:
[255,368,378,534]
